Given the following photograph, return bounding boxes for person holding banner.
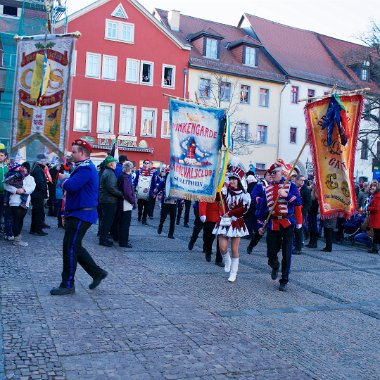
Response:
[212,158,251,282]
[257,160,302,292]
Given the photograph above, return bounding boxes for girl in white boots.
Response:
[213,158,251,282]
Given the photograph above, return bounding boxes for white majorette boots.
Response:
[228,257,239,282]
[223,250,231,272]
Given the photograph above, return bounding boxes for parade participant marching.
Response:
[50,139,108,296]
[213,157,251,282]
[257,159,302,291]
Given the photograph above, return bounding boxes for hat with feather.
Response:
[226,155,247,192]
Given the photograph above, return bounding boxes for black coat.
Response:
[31,164,48,199]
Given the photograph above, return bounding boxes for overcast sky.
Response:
[67,0,378,44]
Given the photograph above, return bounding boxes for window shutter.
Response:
[255,48,258,67]
[217,41,221,59]
[242,46,246,64]
[203,38,206,56]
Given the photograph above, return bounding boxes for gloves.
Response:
[200,215,206,223]
[296,224,302,229]
[278,189,289,198]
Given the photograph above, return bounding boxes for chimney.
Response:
[168,10,180,31]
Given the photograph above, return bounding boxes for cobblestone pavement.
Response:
[0,210,379,379]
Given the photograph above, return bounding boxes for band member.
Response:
[257,159,302,291]
[213,157,251,282]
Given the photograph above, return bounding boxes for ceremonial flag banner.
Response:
[305,94,364,219]
[12,34,75,154]
[169,99,226,201]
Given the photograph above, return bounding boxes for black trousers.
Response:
[266,226,294,284]
[323,227,333,251]
[30,197,45,233]
[99,203,117,242]
[177,200,191,225]
[203,221,222,262]
[10,206,28,237]
[119,210,132,246]
[148,197,156,218]
[159,203,176,237]
[294,227,303,251]
[61,218,103,289]
[137,198,149,223]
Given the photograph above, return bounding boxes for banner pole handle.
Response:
[259,139,309,234]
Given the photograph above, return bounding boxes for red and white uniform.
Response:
[213,185,251,237]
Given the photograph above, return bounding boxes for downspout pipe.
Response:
[276,81,288,159]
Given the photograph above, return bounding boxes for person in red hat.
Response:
[256,159,302,291]
[212,157,251,282]
[50,139,108,296]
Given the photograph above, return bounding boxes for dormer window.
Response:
[243,47,257,67]
[361,60,370,81]
[205,38,219,59]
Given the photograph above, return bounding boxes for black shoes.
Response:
[271,268,279,280]
[188,240,195,250]
[176,221,180,225]
[142,221,148,226]
[368,248,379,254]
[120,243,132,248]
[205,254,211,262]
[99,239,113,247]
[89,271,108,290]
[168,235,175,239]
[184,223,189,228]
[30,231,48,236]
[215,261,224,267]
[293,250,302,255]
[320,247,332,252]
[157,224,163,234]
[279,283,287,292]
[50,286,75,296]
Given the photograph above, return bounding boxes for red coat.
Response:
[199,201,220,223]
[367,191,380,229]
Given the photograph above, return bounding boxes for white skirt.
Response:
[212,224,249,238]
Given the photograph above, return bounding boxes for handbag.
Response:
[219,216,232,227]
[123,200,133,212]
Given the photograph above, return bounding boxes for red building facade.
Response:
[64,0,190,166]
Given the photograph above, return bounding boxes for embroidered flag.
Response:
[169,99,225,201]
[12,34,75,155]
[216,115,231,191]
[305,94,363,219]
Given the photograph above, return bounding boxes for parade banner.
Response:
[305,94,363,219]
[169,99,226,201]
[12,34,75,155]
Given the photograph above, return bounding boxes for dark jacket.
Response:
[300,184,312,214]
[119,172,136,207]
[99,167,123,203]
[31,164,48,199]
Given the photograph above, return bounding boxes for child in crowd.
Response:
[3,161,28,209]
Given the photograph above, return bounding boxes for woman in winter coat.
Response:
[118,161,136,248]
[4,162,36,246]
[213,159,251,282]
[367,181,380,254]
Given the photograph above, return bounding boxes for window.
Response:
[361,60,370,81]
[291,86,299,103]
[141,108,157,137]
[126,58,139,83]
[290,127,297,144]
[219,82,231,101]
[236,123,249,141]
[70,50,77,76]
[85,53,101,78]
[307,89,315,103]
[3,6,18,17]
[205,38,218,59]
[73,101,92,132]
[244,47,257,67]
[105,19,134,43]
[141,61,153,85]
[259,88,269,107]
[119,105,136,135]
[102,55,117,80]
[161,110,170,138]
[199,78,211,98]
[256,125,267,144]
[97,103,114,133]
[240,85,250,104]
[361,139,368,160]
[162,65,175,88]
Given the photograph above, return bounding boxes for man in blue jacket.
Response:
[50,139,107,296]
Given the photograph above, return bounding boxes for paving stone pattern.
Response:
[0,210,379,379]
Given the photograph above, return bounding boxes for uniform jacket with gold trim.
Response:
[257,178,302,230]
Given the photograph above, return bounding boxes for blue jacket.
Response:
[62,159,98,224]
